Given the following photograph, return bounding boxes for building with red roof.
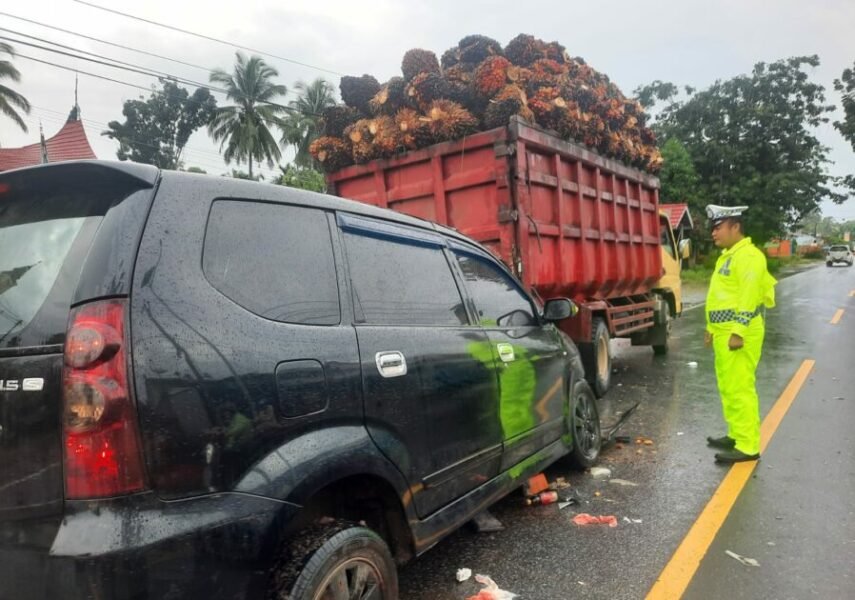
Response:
[660,203,694,241]
[0,105,96,172]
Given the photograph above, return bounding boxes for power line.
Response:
[0,11,215,77]
[1,32,313,115]
[72,0,342,76]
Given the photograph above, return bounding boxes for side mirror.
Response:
[679,238,691,260]
[543,298,577,322]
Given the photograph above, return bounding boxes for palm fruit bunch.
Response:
[339,75,381,115]
[309,136,353,172]
[369,77,408,116]
[319,33,662,173]
[425,100,479,142]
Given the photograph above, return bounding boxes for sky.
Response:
[2,0,854,217]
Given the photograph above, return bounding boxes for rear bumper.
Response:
[0,492,298,600]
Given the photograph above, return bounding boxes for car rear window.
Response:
[0,190,109,350]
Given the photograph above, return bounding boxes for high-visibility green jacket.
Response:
[706,237,777,337]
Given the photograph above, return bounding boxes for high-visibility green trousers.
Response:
[712,320,764,456]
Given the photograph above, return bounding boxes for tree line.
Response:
[2,44,854,227]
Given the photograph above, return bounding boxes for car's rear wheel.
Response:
[272,521,398,600]
[567,380,601,468]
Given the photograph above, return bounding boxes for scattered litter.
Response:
[456,568,473,583]
[594,491,602,497]
[615,435,632,444]
[835,396,845,400]
[525,491,559,506]
[643,439,654,446]
[687,361,699,368]
[622,516,643,524]
[617,383,623,387]
[636,449,644,455]
[524,473,549,496]
[767,542,776,547]
[577,581,587,586]
[572,513,618,528]
[677,432,685,436]
[590,467,612,480]
[471,510,505,533]
[559,502,573,510]
[466,574,517,600]
[552,477,571,490]
[725,550,760,567]
[610,478,639,487]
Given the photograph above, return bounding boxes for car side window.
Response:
[455,251,535,327]
[203,200,340,325]
[343,232,467,326]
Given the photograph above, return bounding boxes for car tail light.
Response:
[62,299,146,499]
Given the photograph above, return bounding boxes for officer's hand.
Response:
[704,331,712,347]
[728,334,744,351]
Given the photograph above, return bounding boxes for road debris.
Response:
[615,435,632,444]
[610,478,639,487]
[524,473,549,496]
[457,568,473,582]
[590,467,612,479]
[525,491,559,506]
[622,517,643,524]
[677,432,685,436]
[552,477,571,489]
[687,361,699,368]
[471,510,505,533]
[725,550,760,567]
[572,514,618,527]
[466,574,517,600]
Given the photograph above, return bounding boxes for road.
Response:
[398,263,855,599]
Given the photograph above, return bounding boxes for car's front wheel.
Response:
[567,379,601,468]
[273,521,398,600]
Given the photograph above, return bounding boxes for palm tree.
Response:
[281,78,337,167]
[208,53,287,179]
[1,43,31,136]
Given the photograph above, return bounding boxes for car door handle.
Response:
[375,351,407,378]
[497,343,515,363]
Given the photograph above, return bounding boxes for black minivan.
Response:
[0,161,601,599]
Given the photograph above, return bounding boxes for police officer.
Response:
[704,205,777,464]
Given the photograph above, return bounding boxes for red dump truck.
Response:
[326,117,687,396]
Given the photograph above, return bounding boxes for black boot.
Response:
[706,435,736,449]
[715,449,760,464]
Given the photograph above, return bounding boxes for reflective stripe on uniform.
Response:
[708,306,764,325]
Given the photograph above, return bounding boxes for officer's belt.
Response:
[707,306,765,326]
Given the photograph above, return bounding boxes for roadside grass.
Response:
[681,255,821,284]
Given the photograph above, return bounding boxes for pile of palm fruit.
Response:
[310,34,662,174]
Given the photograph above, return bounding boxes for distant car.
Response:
[826,245,854,267]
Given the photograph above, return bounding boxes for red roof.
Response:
[0,119,96,172]
[660,203,693,230]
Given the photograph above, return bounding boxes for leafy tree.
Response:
[208,53,287,179]
[274,163,326,192]
[0,42,31,136]
[833,61,855,190]
[281,79,337,168]
[659,138,701,207]
[224,168,263,181]
[640,56,845,243]
[103,79,216,169]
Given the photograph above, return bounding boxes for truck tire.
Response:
[567,379,601,468]
[272,521,398,600]
[827,261,833,267]
[652,309,671,356]
[580,317,611,397]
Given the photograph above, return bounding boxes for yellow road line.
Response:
[645,359,815,600]
[831,309,845,325]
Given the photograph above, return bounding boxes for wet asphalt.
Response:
[398,263,855,600]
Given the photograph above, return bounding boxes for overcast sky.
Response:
[2,0,854,217]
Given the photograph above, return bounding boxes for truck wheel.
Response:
[567,379,601,468]
[581,318,611,397]
[652,310,671,356]
[272,521,398,600]
[827,262,833,267]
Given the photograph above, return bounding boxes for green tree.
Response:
[0,42,31,136]
[280,78,337,168]
[641,56,845,243]
[659,138,701,207]
[208,53,287,179]
[274,163,326,192]
[833,61,855,191]
[103,79,216,169]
